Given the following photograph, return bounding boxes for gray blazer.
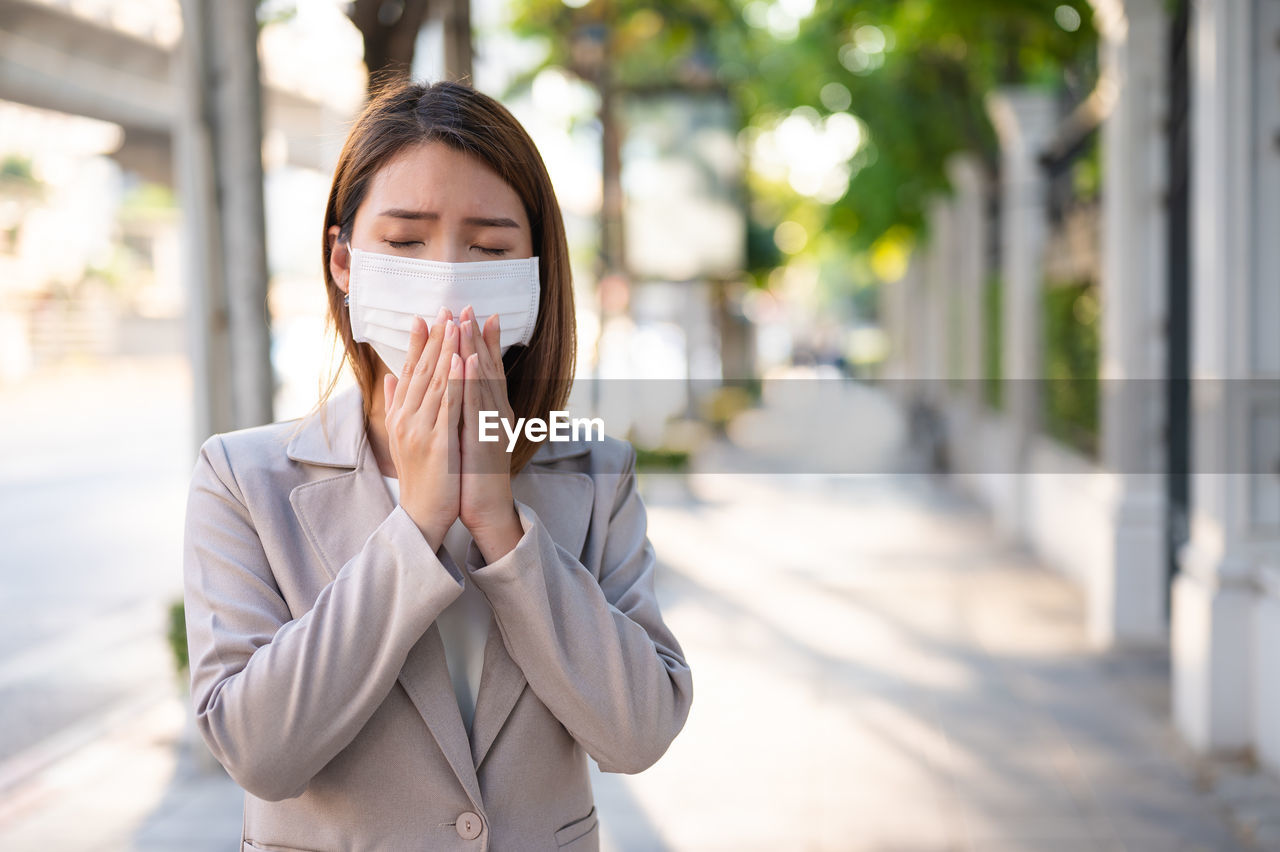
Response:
[182,383,693,851]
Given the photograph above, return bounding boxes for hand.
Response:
[383,307,463,550]
[458,304,523,561]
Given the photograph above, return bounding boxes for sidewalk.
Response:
[1,378,1276,850]
[632,470,1262,850]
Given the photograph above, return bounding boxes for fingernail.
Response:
[452,352,461,369]
[436,306,447,322]
[462,320,472,338]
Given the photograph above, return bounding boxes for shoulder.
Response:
[193,417,306,490]
[199,418,303,464]
[587,433,637,475]
[527,431,636,477]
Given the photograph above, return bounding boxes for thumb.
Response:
[384,373,396,410]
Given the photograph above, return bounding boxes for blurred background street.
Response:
[1,0,1278,849]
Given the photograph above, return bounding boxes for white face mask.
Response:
[345,246,541,376]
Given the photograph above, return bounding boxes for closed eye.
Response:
[474,246,508,257]
[386,239,421,249]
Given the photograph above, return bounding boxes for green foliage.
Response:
[256,0,298,30]
[168,599,189,676]
[1041,279,1099,456]
[702,381,759,431]
[749,1,1097,253]
[745,214,783,282]
[0,154,37,183]
[983,273,1003,410]
[506,0,1098,300]
[122,181,177,211]
[634,445,691,472]
[0,154,44,203]
[507,1,741,92]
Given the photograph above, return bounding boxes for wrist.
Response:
[409,512,455,552]
[467,504,523,562]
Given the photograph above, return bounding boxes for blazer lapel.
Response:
[286,384,483,809]
[468,458,595,771]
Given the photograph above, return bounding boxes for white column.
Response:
[942,155,990,477]
[1173,0,1280,759]
[986,88,1057,540]
[946,155,989,398]
[924,195,954,393]
[1090,0,1169,647]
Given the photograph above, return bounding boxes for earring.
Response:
[343,294,350,307]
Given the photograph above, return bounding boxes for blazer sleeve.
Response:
[465,442,694,774]
[182,434,466,801]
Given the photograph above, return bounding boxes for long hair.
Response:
[299,76,576,475]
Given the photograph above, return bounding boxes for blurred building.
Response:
[882,0,1280,774]
[0,0,355,425]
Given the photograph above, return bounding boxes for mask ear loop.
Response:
[341,239,353,306]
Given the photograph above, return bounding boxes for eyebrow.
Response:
[376,209,521,229]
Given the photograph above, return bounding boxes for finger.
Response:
[463,352,486,451]
[459,304,478,367]
[469,353,509,474]
[459,307,481,436]
[391,314,426,410]
[482,312,502,368]
[461,351,479,433]
[468,312,497,384]
[439,351,464,449]
[384,372,396,416]
[471,352,504,424]
[396,308,443,409]
[403,309,450,411]
[473,316,509,413]
[420,320,458,419]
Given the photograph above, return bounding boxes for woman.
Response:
[182,78,693,852]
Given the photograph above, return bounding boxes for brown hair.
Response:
[298,76,576,475]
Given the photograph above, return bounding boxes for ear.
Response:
[328,225,350,294]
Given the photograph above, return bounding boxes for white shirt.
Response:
[382,475,491,734]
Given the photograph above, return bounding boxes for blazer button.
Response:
[456,811,483,840]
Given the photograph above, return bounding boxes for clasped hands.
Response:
[383,305,524,564]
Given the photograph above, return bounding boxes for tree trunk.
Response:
[349,0,433,96]
[176,0,273,446]
[441,0,473,83]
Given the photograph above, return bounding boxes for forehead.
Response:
[360,141,527,224]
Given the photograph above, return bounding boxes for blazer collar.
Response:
[286,382,593,469]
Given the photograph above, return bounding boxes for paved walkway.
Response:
[626,471,1255,850]
[0,365,1274,850]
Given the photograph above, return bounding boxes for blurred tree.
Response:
[259,1,472,97]
[508,0,1096,296]
[0,154,39,187]
[348,0,432,92]
[346,0,473,95]
[746,0,1096,258]
[509,1,744,292]
[179,0,274,438]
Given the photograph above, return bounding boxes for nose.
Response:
[425,230,469,264]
